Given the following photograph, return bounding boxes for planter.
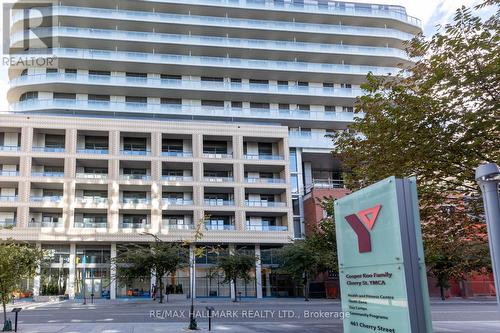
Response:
[33,295,65,302]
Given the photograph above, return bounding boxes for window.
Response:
[290,148,298,172]
[204,170,231,178]
[53,93,76,100]
[46,68,58,73]
[292,198,300,215]
[279,104,290,110]
[126,96,147,104]
[230,78,242,83]
[323,82,334,88]
[201,76,223,82]
[20,91,38,101]
[325,106,336,112]
[65,69,77,74]
[44,134,64,148]
[83,167,107,174]
[342,106,354,113]
[277,80,289,86]
[201,100,224,107]
[89,70,110,76]
[88,94,110,101]
[250,102,270,109]
[161,74,181,80]
[341,83,352,89]
[162,139,183,152]
[297,81,309,87]
[297,104,310,111]
[249,79,269,85]
[258,142,273,156]
[161,98,182,105]
[84,136,108,150]
[231,101,242,108]
[126,72,147,78]
[123,168,147,175]
[123,137,147,151]
[203,141,227,154]
[163,170,183,177]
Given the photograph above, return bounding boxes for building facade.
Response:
[4,0,421,299]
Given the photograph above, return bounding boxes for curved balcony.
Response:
[11,99,358,127]
[10,73,363,105]
[10,48,400,84]
[13,26,411,63]
[11,6,417,43]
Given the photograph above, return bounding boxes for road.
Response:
[5,298,500,332]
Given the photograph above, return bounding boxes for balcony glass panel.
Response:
[0,219,16,227]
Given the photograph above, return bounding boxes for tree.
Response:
[0,241,44,327]
[217,252,256,302]
[330,0,498,296]
[277,240,327,301]
[115,234,188,304]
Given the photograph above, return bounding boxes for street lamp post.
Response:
[475,163,500,307]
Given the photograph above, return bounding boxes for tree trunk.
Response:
[440,285,445,301]
[304,274,310,302]
[2,299,6,323]
[158,274,164,304]
[233,279,237,302]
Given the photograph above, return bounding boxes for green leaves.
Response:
[332,0,498,285]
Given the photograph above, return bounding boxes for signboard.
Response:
[335,176,432,333]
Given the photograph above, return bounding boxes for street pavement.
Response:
[3,297,499,333]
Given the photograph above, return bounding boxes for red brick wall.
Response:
[303,188,350,236]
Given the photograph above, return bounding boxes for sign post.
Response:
[335,176,432,333]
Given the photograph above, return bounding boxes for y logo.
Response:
[345,205,381,253]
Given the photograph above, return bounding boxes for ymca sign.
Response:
[335,177,433,333]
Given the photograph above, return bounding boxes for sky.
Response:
[0,0,494,112]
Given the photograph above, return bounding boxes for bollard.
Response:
[11,308,21,332]
[206,306,215,331]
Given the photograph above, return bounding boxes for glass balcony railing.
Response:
[0,146,20,152]
[31,171,64,178]
[0,170,19,177]
[120,174,151,181]
[11,73,367,98]
[76,148,109,154]
[121,149,151,156]
[20,26,411,60]
[245,200,286,207]
[14,48,401,78]
[11,99,358,124]
[0,220,16,228]
[0,196,18,202]
[161,175,194,182]
[120,222,151,229]
[246,225,288,232]
[121,198,151,204]
[30,195,62,203]
[204,199,234,206]
[203,176,234,183]
[13,6,418,41]
[75,197,108,204]
[74,220,107,228]
[288,131,334,149]
[244,154,284,160]
[161,151,193,157]
[245,177,286,184]
[205,224,235,231]
[163,198,194,206]
[163,222,195,230]
[202,153,233,159]
[76,172,108,180]
[29,219,63,228]
[307,178,345,191]
[32,146,65,153]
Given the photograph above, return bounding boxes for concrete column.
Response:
[32,243,42,297]
[255,245,263,299]
[68,243,76,299]
[110,243,117,300]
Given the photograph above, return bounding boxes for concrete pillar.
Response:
[110,243,117,300]
[255,245,263,299]
[32,243,42,297]
[68,243,76,299]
